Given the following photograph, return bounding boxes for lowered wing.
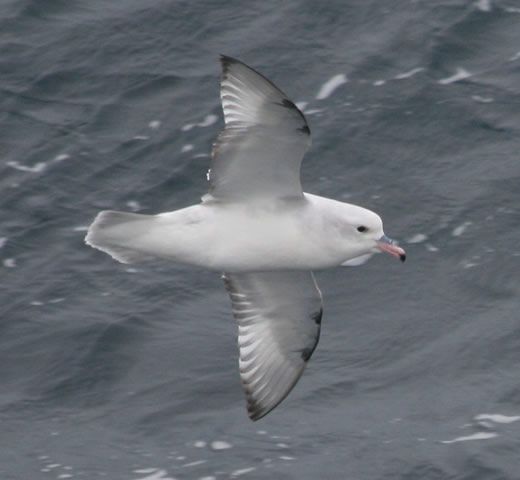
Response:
[223,270,323,420]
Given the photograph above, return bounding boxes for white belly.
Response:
[154,200,344,272]
[87,194,366,272]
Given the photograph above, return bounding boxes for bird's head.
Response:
[338,203,406,265]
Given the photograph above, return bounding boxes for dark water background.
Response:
[2,1,520,479]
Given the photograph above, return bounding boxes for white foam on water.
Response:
[3,258,16,268]
[58,475,73,479]
[54,153,71,162]
[210,440,232,451]
[475,413,520,424]
[7,153,72,174]
[198,114,218,127]
[462,260,478,269]
[7,161,48,173]
[48,298,65,304]
[475,420,494,429]
[133,135,150,141]
[472,95,493,103]
[441,432,498,444]
[0,237,7,248]
[438,68,472,85]
[394,67,424,80]
[230,467,256,477]
[182,114,218,132]
[198,476,216,480]
[181,144,194,153]
[303,108,324,115]
[30,300,44,306]
[47,464,61,469]
[276,443,288,448]
[452,221,472,237]
[295,101,308,111]
[133,469,175,480]
[279,456,295,461]
[256,430,267,435]
[373,80,386,86]
[406,233,428,244]
[125,268,139,273]
[149,120,161,129]
[193,441,206,448]
[509,51,520,61]
[475,0,492,11]
[72,226,89,232]
[182,460,207,467]
[497,206,515,215]
[316,74,348,100]
[126,200,142,212]
[426,243,439,252]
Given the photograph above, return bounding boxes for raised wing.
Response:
[222,271,323,420]
[205,55,311,203]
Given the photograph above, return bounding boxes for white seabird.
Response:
[85,55,406,421]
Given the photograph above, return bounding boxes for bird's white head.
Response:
[337,203,406,265]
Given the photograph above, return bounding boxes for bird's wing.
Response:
[205,55,311,203]
[222,271,323,420]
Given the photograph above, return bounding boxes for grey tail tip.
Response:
[400,253,406,263]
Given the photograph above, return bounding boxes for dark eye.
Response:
[357,226,368,233]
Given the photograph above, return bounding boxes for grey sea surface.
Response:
[2,1,520,479]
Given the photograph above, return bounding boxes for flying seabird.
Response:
[85,55,405,421]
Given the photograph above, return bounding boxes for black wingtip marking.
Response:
[219,54,239,64]
[277,99,310,135]
[219,57,311,137]
[301,347,314,362]
[312,308,323,325]
[244,388,268,421]
[219,55,245,74]
[219,55,240,78]
[280,98,298,110]
[247,406,264,422]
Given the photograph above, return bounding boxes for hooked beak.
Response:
[377,235,406,262]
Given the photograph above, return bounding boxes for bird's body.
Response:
[86,56,405,420]
[88,193,382,272]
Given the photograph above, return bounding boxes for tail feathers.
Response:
[85,210,157,264]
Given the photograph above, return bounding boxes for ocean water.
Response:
[2,0,520,478]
